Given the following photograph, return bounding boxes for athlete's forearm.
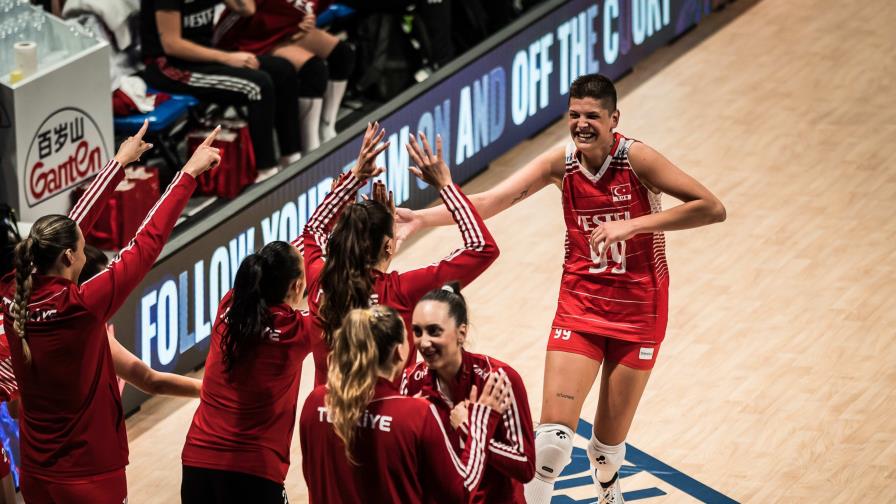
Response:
[630,198,725,235]
[416,190,504,229]
[140,371,202,398]
[111,335,202,397]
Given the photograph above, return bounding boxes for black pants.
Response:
[181,465,288,504]
[144,55,301,169]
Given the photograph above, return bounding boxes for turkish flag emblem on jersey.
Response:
[611,183,632,202]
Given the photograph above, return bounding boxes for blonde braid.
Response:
[11,237,35,365]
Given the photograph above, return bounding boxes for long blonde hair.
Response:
[325,305,404,463]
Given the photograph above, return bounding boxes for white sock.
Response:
[298,97,322,153]
[588,437,626,484]
[524,474,556,504]
[320,80,347,143]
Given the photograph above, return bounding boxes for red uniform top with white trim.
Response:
[298,173,500,384]
[0,162,197,478]
[0,322,16,403]
[299,378,499,503]
[553,133,670,343]
[181,290,314,483]
[401,351,535,503]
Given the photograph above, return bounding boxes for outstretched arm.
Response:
[80,128,222,321]
[589,142,726,256]
[395,143,565,247]
[109,328,201,397]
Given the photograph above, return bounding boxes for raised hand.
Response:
[470,373,511,415]
[352,121,389,180]
[183,126,222,178]
[113,120,153,166]
[406,132,452,189]
[392,207,421,254]
[370,180,395,215]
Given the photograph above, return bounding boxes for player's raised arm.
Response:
[70,120,153,233]
[298,122,389,305]
[80,127,221,321]
[395,142,566,245]
[590,142,726,257]
[396,133,499,302]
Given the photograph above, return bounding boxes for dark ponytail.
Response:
[319,200,394,346]
[222,241,303,373]
[420,281,468,327]
[11,215,80,366]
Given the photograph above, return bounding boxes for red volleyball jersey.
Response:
[552,133,669,343]
[298,173,499,385]
[0,162,197,478]
[182,290,314,483]
[215,0,333,55]
[299,379,499,503]
[401,351,535,503]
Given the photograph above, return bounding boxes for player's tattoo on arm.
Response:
[556,392,575,401]
[510,187,530,206]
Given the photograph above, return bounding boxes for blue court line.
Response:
[549,419,740,504]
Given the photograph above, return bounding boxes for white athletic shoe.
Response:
[596,472,624,504]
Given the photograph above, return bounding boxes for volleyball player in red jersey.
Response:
[402,283,535,503]
[0,122,221,504]
[180,241,309,503]
[396,74,726,503]
[299,122,500,384]
[299,304,512,503]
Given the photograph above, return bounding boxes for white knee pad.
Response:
[587,436,626,475]
[533,423,574,480]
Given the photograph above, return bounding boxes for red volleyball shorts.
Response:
[547,327,662,370]
[21,468,127,504]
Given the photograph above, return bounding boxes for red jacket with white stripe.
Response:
[0,161,196,478]
[299,378,499,503]
[297,173,500,385]
[401,351,535,503]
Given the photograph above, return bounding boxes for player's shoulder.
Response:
[301,385,328,415]
[378,393,432,420]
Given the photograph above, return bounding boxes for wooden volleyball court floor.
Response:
[121,0,896,502]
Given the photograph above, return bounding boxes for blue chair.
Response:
[317,4,355,27]
[114,91,199,173]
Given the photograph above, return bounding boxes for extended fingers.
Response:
[418,132,434,161]
[201,125,221,147]
[135,119,149,139]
